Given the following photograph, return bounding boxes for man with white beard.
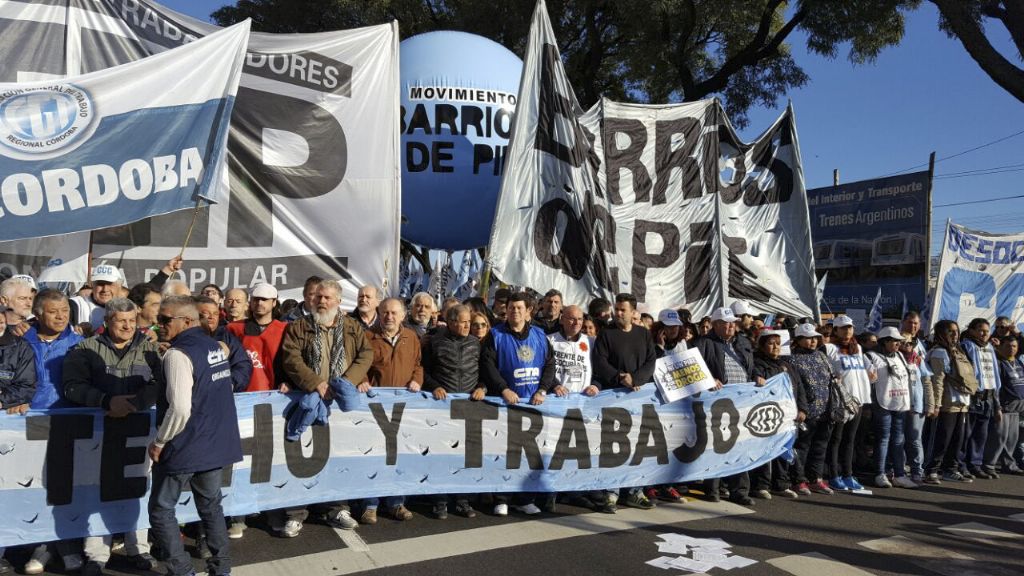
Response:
[276,280,373,536]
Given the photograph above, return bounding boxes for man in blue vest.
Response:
[480,291,556,516]
[148,296,242,576]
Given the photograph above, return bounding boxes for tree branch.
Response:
[930,0,1024,104]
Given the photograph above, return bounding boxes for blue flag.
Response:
[867,287,884,332]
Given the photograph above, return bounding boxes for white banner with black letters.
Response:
[930,221,1024,328]
[0,0,400,305]
[487,0,816,319]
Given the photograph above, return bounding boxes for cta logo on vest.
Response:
[0,85,96,160]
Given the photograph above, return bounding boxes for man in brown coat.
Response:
[273,279,373,537]
[356,297,423,523]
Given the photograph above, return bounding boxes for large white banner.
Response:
[0,0,400,306]
[487,0,816,319]
[930,221,1024,328]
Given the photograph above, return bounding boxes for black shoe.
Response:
[960,470,976,480]
[80,561,104,576]
[0,558,14,575]
[454,502,477,518]
[564,494,598,510]
[128,553,158,571]
[432,505,449,520]
[730,495,755,506]
[969,468,991,479]
[983,468,1000,479]
[705,491,721,503]
[541,495,557,513]
[194,535,212,560]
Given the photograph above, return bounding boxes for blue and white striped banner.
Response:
[0,18,248,241]
[0,374,795,547]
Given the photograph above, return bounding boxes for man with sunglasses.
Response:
[62,298,162,576]
[148,296,242,576]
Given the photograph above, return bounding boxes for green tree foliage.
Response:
[212,0,918,127]
[929,0,1024,104]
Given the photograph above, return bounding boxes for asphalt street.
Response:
[14,472,1024,576]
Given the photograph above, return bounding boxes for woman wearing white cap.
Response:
[785,323,838,495]
[823,315,875,491]
[866,327,915,488]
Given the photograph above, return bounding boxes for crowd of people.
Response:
[0,259,1022,576]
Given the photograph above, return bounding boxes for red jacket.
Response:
[227,319,287,392]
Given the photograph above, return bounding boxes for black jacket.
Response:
[693,333,754,384]
[752,353,808,414]
[0,331,36,408]
[422,327,483,394]
[592,325,657,388]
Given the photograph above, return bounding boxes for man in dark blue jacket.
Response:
[148,296,242,576]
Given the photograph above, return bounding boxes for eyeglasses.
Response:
[157,314,187,325]
[471,322,489,328]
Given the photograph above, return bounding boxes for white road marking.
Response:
[858,535,972,559]
[767,552,876,576]
[233,501,751,576]
[938,522,1022,540]
[858,535,1020,576]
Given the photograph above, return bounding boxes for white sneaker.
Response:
[874,474,892,488]
[228,521,247,539]
[327,509,359,530]
[514,503,542,515]
[493,503,509,516]
[892,476,918,489]
[281,519,302,538]
[24,544,50,575]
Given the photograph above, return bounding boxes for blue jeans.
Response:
[904,412,925,477]
[874,408,907,477]
[363,496,404,511]
[149,467,230,576]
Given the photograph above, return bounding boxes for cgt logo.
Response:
[0,84,96,159]
[743,402,785,437]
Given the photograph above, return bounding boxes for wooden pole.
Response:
[179,196,204,260]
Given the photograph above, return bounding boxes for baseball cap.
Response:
[730,300,753,317]
[91,265,121,284]
[876,326,903,342]
[793,323,822,339]
[831,314,854,328]
[710,307,738,323]
[251,283,278,300]
[658,309,684,326]
[10,274,37,291]
[758,329,787,342]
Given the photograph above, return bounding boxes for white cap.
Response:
[758,329,787,342]
[730,300,753,317]
[91,264,121,284]
[831,314,854,328]
[876,326,904,341]
[658,309,684,326]
[251,283,278,300]
[710,307,738,323]
[9,274,37,291]
[793,323,822,339]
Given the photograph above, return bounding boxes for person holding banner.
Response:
[787,324,839,496]
[547,305,597,397]
[693,307,756,505]
[148,296,242,576]
[277,280,373,534]
[960,318,1002,479]
[824,315,873,492]
[359,297,422,524]
[62,298,160,575]
[924,320,977,483]
[593,293,659,510]
[752,331,805,500]
[423,303,486,519]
[480,291,556,516]
[653,309,687,357]
[406,292,437,338]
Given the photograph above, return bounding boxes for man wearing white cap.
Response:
[70,265,123,329]
[694,307,757,505]
[227,283,288,393]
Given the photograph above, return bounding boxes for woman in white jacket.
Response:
[867,327,915,488]
[825,315,875,491]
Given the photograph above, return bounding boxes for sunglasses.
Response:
[471,322,489,328]
[157,314,187,325]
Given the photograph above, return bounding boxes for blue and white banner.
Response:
[0,375,795,547]
[0,19,248,242]
[930,221,1024,329]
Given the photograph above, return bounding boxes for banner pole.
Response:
[179,196,204,260]
[924,151,936,291]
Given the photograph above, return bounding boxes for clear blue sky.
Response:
[164,0,1024,258]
